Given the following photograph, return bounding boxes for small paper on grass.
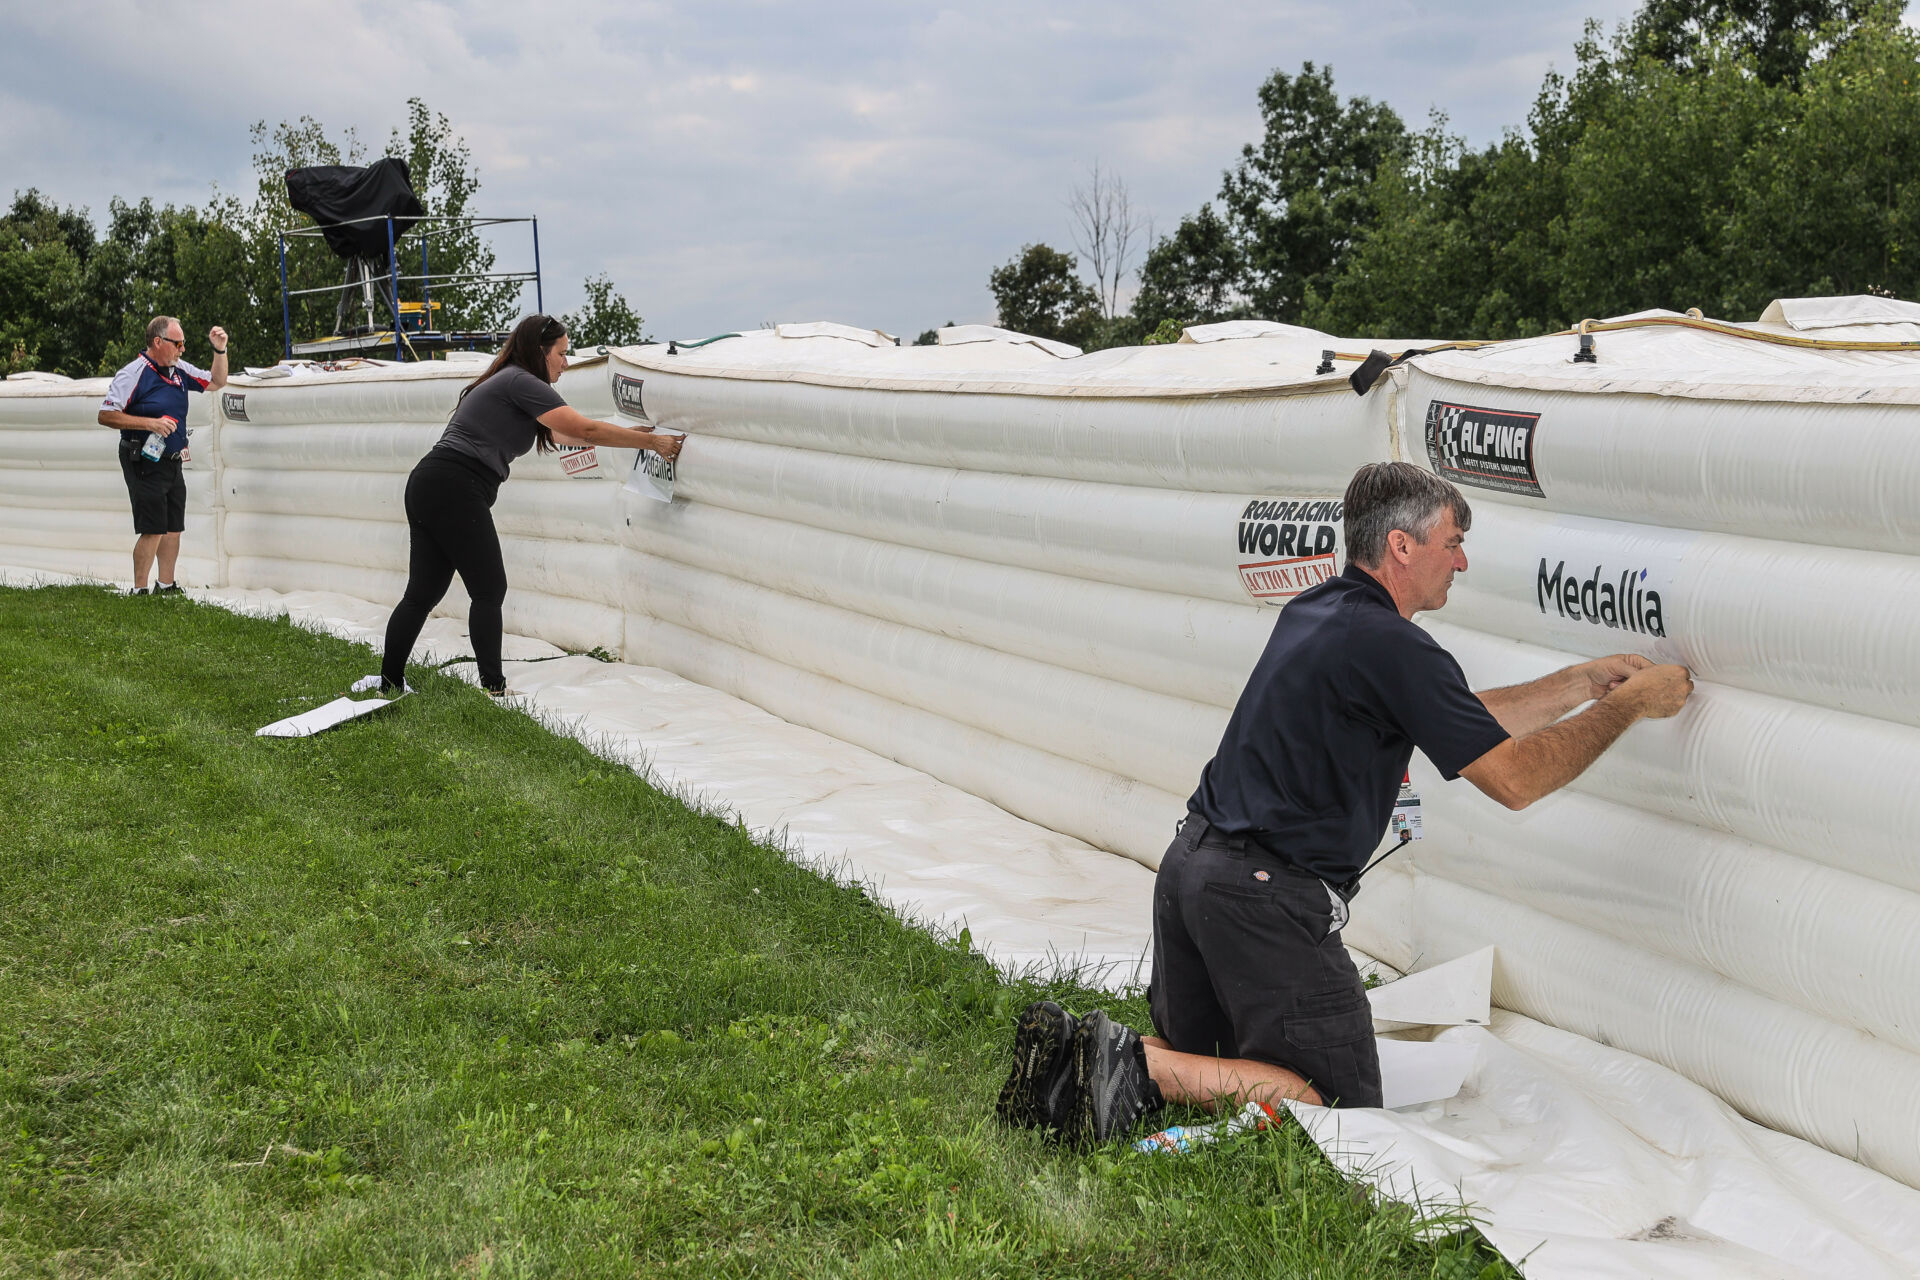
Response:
[1374,1036,1480,1110]
[1368,946,1494,1031]
[256,693,405,738]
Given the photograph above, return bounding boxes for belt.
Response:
[1183,813,1300,867]
[1182,811,1404,902]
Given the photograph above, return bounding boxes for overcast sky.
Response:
[3,1,1648,342]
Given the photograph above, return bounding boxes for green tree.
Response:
[987,244,1099,346]
[1552,36,1782,320]
[1721,6,1920,302]
[1628,0,1878,83]
[0,191,92,375]
[1130,205,1245,335]
[202,101,519,362]
[385,98,520,334]
[2,100,512,374]
[1218,63,1408,323]
[1309,1,1908,337]
[562,273,647,347]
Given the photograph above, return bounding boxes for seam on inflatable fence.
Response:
[1411,366,1920,406]
[608,357,1363,401]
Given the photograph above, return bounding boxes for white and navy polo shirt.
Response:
[102,353,211,458]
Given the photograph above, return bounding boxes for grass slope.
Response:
[0,586,1513,1278]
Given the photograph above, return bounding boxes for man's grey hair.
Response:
[145,315,180,345]
[1344,461,1473,567]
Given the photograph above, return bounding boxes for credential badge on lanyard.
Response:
[1390,772,1424,841]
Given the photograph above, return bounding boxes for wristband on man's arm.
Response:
[212,347,227,355]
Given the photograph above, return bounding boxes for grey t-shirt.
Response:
[435,364,567,479]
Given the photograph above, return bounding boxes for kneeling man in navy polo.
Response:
[998,460,1695,1144]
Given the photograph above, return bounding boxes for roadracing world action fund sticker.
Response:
[1425,400,1544,498]
[1235,498,1343,606]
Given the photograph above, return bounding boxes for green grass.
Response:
[0,585,1514,1278]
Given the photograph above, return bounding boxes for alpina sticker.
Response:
[1425,400,1543,498]
[612,374,647,420]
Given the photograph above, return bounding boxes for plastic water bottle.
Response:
[1134,1100,1280,1154]
[140,415,176,461]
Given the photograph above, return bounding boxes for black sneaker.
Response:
[154,582,182,595]
[128,586,150,596]
[996,1001,1079,1131]
[1064,1009,1163,1147]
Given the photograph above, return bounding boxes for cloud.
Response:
[1,0,1639,339]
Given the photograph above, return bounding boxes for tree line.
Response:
[2,99,645,378]
[987,0,1918,348]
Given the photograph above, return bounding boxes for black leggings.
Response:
[381,451,508,691]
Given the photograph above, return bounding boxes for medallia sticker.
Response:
[625,430,683,504]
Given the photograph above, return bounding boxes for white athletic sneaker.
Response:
[350,674,410,696]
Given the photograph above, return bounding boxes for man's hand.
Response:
[1582,653,1653,702]
[650,432,684,462]
[153,414,180,437]
[209,326,228,351]
[1464,661,1695,810]
[1606,663,1693,718]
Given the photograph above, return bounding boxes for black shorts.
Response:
[119,440,187,535]
[1147,816,1382,1108]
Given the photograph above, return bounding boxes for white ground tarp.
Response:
[8,304,1920,1275]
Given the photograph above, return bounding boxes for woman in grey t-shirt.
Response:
[374,314,682,695]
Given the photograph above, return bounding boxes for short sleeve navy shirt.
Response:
[1189,563,1510,882]
[101,354,210,458]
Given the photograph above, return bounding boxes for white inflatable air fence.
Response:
[5,308,1919,1197]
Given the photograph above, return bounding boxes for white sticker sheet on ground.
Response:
[1371,1037,1479,1111]
[1369,946,1492,1031]
[255,693,403,738]
[1289,1011,1920,1280]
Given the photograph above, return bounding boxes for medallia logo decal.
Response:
[1425,400,1543,498]
[1536,559,1666,636]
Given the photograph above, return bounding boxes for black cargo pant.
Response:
[1147,815,1382,1108]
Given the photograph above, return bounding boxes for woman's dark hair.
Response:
[460,313,568,452]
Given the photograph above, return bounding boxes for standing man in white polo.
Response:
[97,316,228,593]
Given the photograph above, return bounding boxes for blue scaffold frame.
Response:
[276,214,543,360]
